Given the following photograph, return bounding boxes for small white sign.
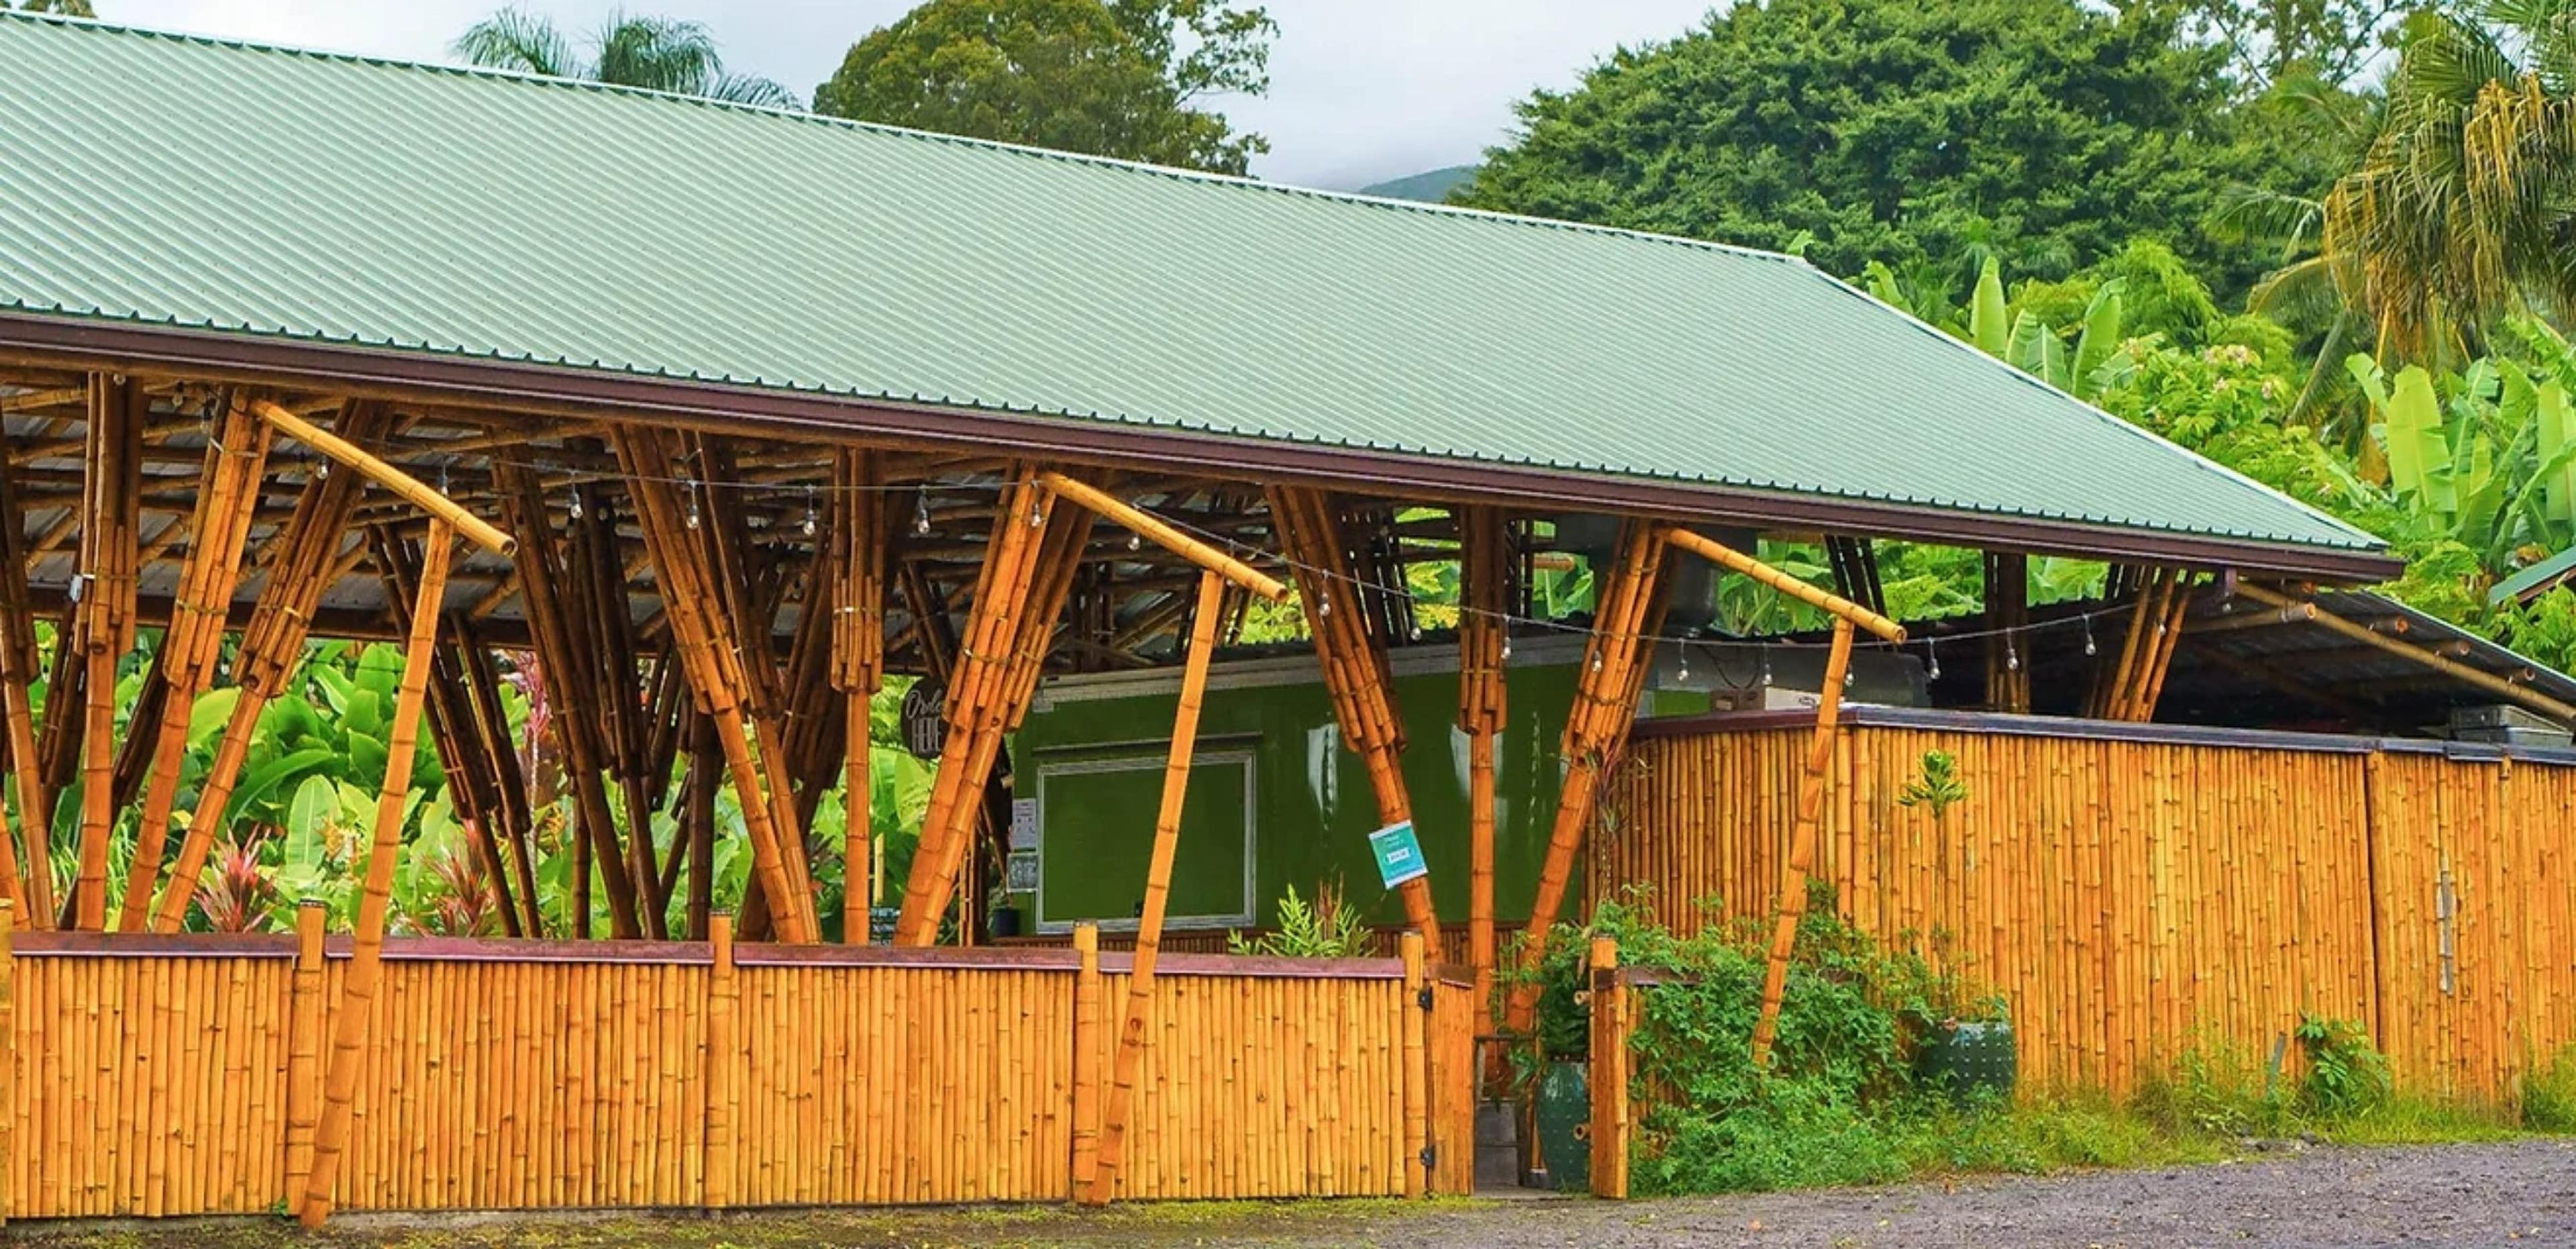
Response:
[1010,798,1040,851]
[1006,851,1039,893]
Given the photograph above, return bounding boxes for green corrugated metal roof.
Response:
[0,13,2385,563]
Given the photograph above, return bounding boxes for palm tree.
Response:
[2314,2,2576,364]
[451,8,800,109]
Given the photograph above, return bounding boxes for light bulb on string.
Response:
[1926,640,1941,682]
[913,489,932,537]
[1500,635,1513,661]
[568,488,583,521]
[2083,616,2098,657]
[1759,647,1773,686]
[1128,531,1143,553]
[2005,638,2021,672]
[1674,645,1690,684]
[686,482,701,531]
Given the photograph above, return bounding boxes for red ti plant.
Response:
[195,827,277,933]
[419,845,503,938]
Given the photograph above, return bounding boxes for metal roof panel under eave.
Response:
[0,14,2387,573]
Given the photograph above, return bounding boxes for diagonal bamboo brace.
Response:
[1750,618,1858,1066]
[1035,472,1291,602]
[1662,527,1907,643]
[254,399,515,556]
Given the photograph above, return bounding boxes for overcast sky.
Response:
[94,1,1721,189]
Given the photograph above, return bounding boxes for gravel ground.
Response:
[14,1139,2574,1248]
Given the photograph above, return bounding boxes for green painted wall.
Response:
[1014,652,1595,932]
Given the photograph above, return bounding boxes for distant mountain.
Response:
[1357,164,1477,204]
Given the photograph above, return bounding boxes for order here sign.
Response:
[1368,820,1428,889]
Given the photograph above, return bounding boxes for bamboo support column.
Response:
[0,898,10,1224]
[1269,486,1442,956]
[1750,619,1858,1065]
[0,451,42,923]
[894,469,1093,945]
[298,520,455,1228]
[1587,936,1629,1199]
[70,374,142,930]
[117,397,272,931]
[1456,506,1509,1056]
[704,913,737,1209]
[1401,930,1429,1200]
[612,429,817,944]
[1503,523,1668,1030]
[282,900,324,1202]
[1081,570,1226,1206]
[1070,921,1102,1194]
[154,401,396,933]
[832,450,887,942]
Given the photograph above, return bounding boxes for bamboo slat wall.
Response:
[2369,753,2576,1100]
[2,937,1468,1219]
[1605,716,2568,1099]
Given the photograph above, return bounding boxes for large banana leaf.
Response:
[2070,284,2125,400]
[2006,310,2069,390]
[2539,379,2576,525]
[2379,364,2451,508]
[1971,257,2008,358]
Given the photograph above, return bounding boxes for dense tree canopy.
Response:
[812,0,1275,175]
[1459,0,2312,298]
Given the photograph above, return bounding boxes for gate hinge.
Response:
[1419,1144,1438,1170]
[1417,986,1435,1011]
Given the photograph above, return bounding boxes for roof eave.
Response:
[0,313,2404,584]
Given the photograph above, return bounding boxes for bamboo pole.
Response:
[298,519,455,1228]
[0,898,11,1226]
[282,900,324,1203]
[2236,584,2576,723]
[1082,570,1226,1205]
[1750,619,1857,1065]
[1587,936,1628,1199]
[1400,930,1428,1201]
[704,913,737,1209]
[1070,921,1102,1195]
[0,449,38,924]
[833,451,887,944]
[252,400,513,557]
[1662,528,1907,643]
[70,374,142,930]
[1456,506,1508,1072]
[117,399,273,931]
[1034,472,1290,602]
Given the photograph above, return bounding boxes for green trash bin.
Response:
[1529,1061,1591,1192]
[1915,1018,2016,1103]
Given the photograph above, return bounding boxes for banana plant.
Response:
[2349,341,2576,588]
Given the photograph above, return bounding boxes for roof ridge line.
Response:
[0,9,1807,268]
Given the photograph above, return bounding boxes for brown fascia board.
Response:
[0,314,2406,583]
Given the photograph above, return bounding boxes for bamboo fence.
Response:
[0,932,1470,1221]
[1603,712,2570,1099]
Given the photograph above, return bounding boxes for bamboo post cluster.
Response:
[70,375,142,930]
[117,396,272,932]
[833,450,888,941]
[1506,521,1668,1030]
[612,427,819,944]
[299,519,456,1228]
[2090,566,2194,722]
[1454,506,1509,1058]
[1070,922,1103,1191]
[895,468,1095,945]
[1983,553,2030,713]
[281,901,325,1205]
[155,402,397,933]
[1268,486,1442,956]
[0,450,48,924]
[1749,619,1857,1065]
[1083,569,1226,1205]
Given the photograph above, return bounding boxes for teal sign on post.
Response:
[1368,820,1428,889]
